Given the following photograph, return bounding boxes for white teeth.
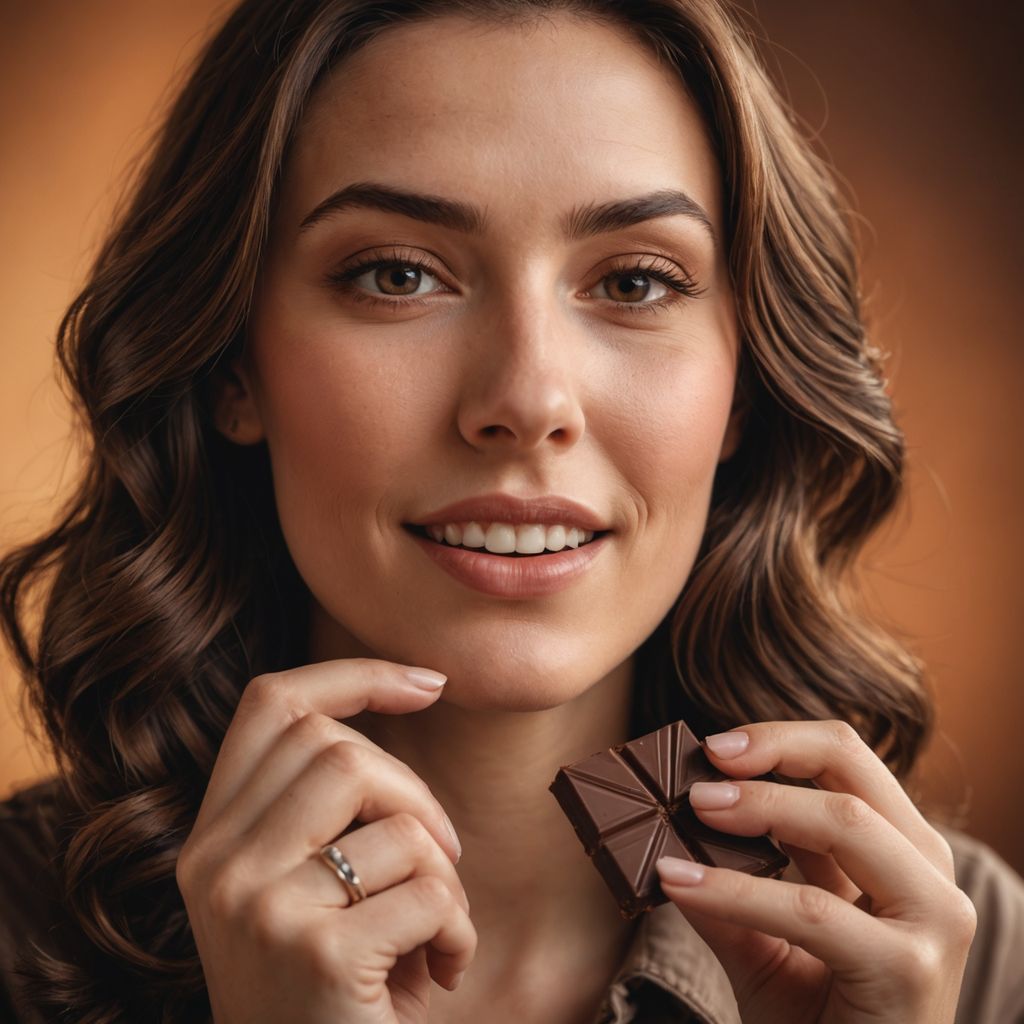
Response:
[462,522,486,547]
[544,525,566,551]
[514,524,547,554]
[421,521,598,554]
[484,523,517,553]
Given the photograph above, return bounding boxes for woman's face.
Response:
[229,13,742,710]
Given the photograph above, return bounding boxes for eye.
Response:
[587,256,705,317]
[596,270,669,304]
[326,248,447,308]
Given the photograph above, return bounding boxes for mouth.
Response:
[399,520,606,561]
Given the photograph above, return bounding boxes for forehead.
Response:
[277,13,722,239]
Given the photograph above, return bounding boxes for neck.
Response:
[307,607,641,1001]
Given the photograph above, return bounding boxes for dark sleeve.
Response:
[0,779,64,1024]
[937,824,1024,1024]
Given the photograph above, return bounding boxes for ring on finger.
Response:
[318,843,368,905]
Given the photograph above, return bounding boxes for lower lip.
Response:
[406,529,611,598]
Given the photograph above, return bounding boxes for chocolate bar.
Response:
[549,720,789,918]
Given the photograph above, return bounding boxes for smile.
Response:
[403,524,611,598]
[407,520,603,556]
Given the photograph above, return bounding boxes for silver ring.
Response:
[318,843,368,904]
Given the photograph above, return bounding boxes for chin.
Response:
[437,673,589,713]
[380,629,615,711]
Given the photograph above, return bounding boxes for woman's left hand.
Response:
[655,720,977,1024]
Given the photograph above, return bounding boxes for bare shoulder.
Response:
[932,821,1024,1024]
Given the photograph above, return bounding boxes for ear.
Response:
[212,354,266,444]
[718,382,749,463]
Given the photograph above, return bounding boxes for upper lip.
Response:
[408,493,612,532]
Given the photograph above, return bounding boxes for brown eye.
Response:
[602,271,660,304]
[371,264,423,295]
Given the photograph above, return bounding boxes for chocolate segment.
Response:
[549,719,789,919]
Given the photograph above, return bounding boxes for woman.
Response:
[1,0,1022,1021]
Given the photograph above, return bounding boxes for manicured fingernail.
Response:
[449,970,466,990]
[657,857,706,886]
[689,781,741,809]
[704,730,749,758]
[404,667,448,690]
[443,812,462,861]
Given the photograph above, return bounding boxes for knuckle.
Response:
[174,838,205,897]
[318,739,367,778]
[727,872,760,906]
[288,710,339,745]
[928,833,957,878]
[391,811,432,853]
[793,884,837,928]
[205,864,248,920]
[828,719,864,754]
[826,792,875,834]
[413,873,452,911]
[887,941,943,992]
[248,888,290,949]
[758,722,786,751]
[243,673,305,726]
[944,890,978,946]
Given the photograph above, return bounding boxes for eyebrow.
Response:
[298,181,717,248]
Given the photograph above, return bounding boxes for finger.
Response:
[199,660,447,825]
[210,710,428,841]
[243,738,461,867]
[668,902,829,1010]
[701,720,952,876]
[778,841,861,904]
[334,875,477,991]
[280,812,470,915]
[688,779,945,914]
[656,858,895,972]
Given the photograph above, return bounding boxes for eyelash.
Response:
[325,247,705,317]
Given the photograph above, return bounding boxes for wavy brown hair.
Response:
[0,0,931,1019]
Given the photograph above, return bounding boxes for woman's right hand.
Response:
[175,659,477,1024]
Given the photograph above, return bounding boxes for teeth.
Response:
[462,522,485,547]
[485,523,517,553]
[423,521,597,554]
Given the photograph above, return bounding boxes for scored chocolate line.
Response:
[566,748,702,861]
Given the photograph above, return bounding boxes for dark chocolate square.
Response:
[549,719,789,918]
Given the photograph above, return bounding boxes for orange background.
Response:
[1,2,1022,875]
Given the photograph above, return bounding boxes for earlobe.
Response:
[213,355,266,444]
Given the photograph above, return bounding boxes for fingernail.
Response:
[689,781,741,809]
[704,730,749,758]
[657,857,706,886]
[443,812,462,862]
[404,667,448,690]
[449,970,466,991]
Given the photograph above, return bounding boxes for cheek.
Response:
[605,341,736,586]
[251,314,436,568]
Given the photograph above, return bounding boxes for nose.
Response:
[456,293,586,454]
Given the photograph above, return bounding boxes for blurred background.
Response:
[1,1,1021,874]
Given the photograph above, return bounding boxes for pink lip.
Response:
[407,528,610,598]
[409,492,611,532]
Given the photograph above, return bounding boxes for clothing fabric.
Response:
[1,777,1023,1023]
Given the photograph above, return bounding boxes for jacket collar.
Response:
[597,900,741,1024]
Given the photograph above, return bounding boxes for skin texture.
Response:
[185,12,975,1024]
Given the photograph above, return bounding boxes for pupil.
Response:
[380,266,418,293]
[613,273,648,301]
